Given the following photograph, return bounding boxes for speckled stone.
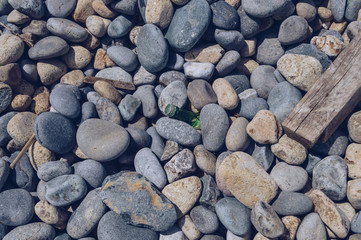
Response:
[96,97,122,125]
[61,45,92,69]
[271,134,308,165]
[34,200,69,229]
[347,179,361,209]
[164,149,196,183]
[345,143,361,179]
[0,83,12,114]
[37,59,67,86]
[348,111,361,143]
[8,0,45,18]
[2,223,55,240]
[7,111,36,146]
[0,34,24,66]
[194,145,217,176]
[210,1,239,30]
[178,214,202,240]
[212,78,239,110]
[190,205,219,234]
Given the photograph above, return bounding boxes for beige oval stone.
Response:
[226,117,251,152]
[218,152,278,209]
[7,9,31,24]
[94,80,122,105]
[345,143,361,179]
[92,0,117,18]
[129,26,141,46]
[145,0,174,29]
[7,112,36,146]
[318,7,333,22]
[281,216,301,240]
[35,200,69,229]
[296,1,317,22]
[348,111,361,143]
[62,45,92,69]
[246,110,283,145]
[237,58,259,76]
[29,141,56,170]
[307,189,350,238]
[85,15,110,38]
[60,70,85,87]
[94,48,116,70]
[347,179,361,209]
[193,144,216,176]
[178,215,202,240]
[271,134,307,165]
[162,176,202,218]
[185,44,225,65]
[277,54,322,91]
[10,94,32,111]
[212,78,239,110]
[310,35,344,57]
[37,59,67,86]
[31,86,50,115]
[73,0,95,23]
[240,38,257,57]
[82,30,100,50]
[0,34,24,66]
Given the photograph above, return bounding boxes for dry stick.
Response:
[0,22,34,47]
[10,134,36,169]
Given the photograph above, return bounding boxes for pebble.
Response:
[242,0,289,18]
[250,65,278,99]
[37,160,71,182]
[158,80,187,115]
[66,188,107,239]
[296,0,317,22]
[133,85,158,118]
[251,201,285,239]
[94,49,115,70]
[85,15,110,38]
[134,66,157,86]
[161,176,202,218]
[345,143,361,179]
[310,35,345,58]
[107,46,138,72]
[73,159,106,188]
[76,119,130,161]
[0,159,9,190]
[215,51,241,77]
[183,62,215,80]
[159,225,185,240]
[34,112,76,154]
[79,101,97,124]
[50,85,81,118]
[96,97,122,125]
[34,200,69,229]
[252,143,275,171]
[199,175,220,210]
[167,51,185,70]
[111,0,138,15]
[2,222,55,240]
[272,191,313,216]
[164,149,196,183]
[178,214,202,240]
[224,71,251,95]
[37,59,67,86]
[134,148,167,189]
[348,111,361,143]
[92,0,117,18]
[62,45,92,69]
[0,188,34,226]
[352,211,361,233]
[0,83,12,114]
[8,0,44,18]
[31,86,51,114]
[211,1,239,30]
[7,111,36,146]
[46,0,76,17]
[256,32,284,66]
[146,126,165,159]
[212,78,239,110]
[330,0,347,22]
[296,213,327,240]
[101,171,177,231]
[238,8,261,39]
[214,29,245,51]
[187,80,217,110]
[271,134,308,165]
[128,126,150,147]
[194,145,217,175]
[8,151,36,190]
[200,104,230,152]
[185,44,224,64]
[47,18,88,42]
[28,36,69,60]
[159,71,187,86]
[165,0,211,52]
[225,117,250,151]
[215,197,251,236]
[345,0,361,21]
[156,117,201,147]
[118,95,141,121]
[246,110,282,145]
[347,179,361,209]
[270,162,308,192]
[190,205,219,234]
[107,15,134,38]
[0,34,24,66]
[277,54,323,91]
[218,152,278,209]
[239,97,269,121]
[161,140,181,161]
[97,211,158,240]
[0,63,22,87]
[94,80,122,105]
[145,0,173,29]
[278,16,309,45]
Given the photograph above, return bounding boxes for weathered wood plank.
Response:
[282,34,361,148]
[84,76,136,90]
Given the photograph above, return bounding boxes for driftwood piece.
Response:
[282,34,361,148]
[84,76,136,90]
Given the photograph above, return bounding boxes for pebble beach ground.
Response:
[1,0,361,239]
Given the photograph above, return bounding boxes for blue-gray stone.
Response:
[47,18,88,42]
[45,174,88,207]
[312,129,348,156]
[242,0,290,18]
[8,152,36,191]
[146,126,165,159]
[156,117,201,147]
[54,233,72,240]
[200,104,230,152]
[274,69,286,82]
[34,112,76,154]
[215,197,251,236]
[0,159,9,191]
[8,0,45,18]
[66,189,107,239]
[37,160,72,182]
[190,205,219,234]
[312,155,347,201]
[272,191,313,216]
[305,151,323,175]
[0,189,34,226]
[96,97,122,125]
[320,29,344,42]
[165,0,211,52]
[3,223,54,240]
[107,15,134,38]
[214,29,245,51]
[79,101,98,125]
[45,0,76,17]
[20,59,39,83]
[95,66,133,83]
[330,0,347,22]
[250,65,278,99]
[167,51,185,70]
[50,85,81,119]
[278,15,309,45]
[100,171,177,231]
[0,223,6,240]
[158,80,188,114]
[296,213,327,240]
[240,97,269,120]
[238,7,261,38]
[224,71,250,94]
[0,112,16,146]
[133,66,157,86]
[118,94,142,122]
[28,36,69,60]
[111,0,138,15]
[211,1,239,30]
[127,127,151,149]
[345,0,361,21]
[252,143,275,171]
[133,85,158,118]
[216,50,241,77]
[200,175,221,210]
[97,211,158,240]
[257,30,285,66]
[138,24,169,73]
[267,81,302,123]
[272,0,295,21]
[159,71,187,86]
[351,211,361,234]
[107,46,138,72]
[73,159,107,188]
[0,0,11,15]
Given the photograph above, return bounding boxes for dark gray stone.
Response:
[351,211,361,234]
[28,36,69,60]
[224,71,250,94]
[0,189,34,226]
[200,104,230,152]
[272,0,295,21]
[50,85,81,119]
[187,79,218,110]
[167,51,185,70]
[97,211,158,240]
[45,174,88,207]
[133,85,158,118]
[156,117,201,147]
[330,0,347,22]
[242,0,290,18]
[107,46,138,72]
[159,71,187,86]
[79,101,98,125]
[190,205,219,234]
[257,31,284,66]
[0,159,9,191]
[165,0,211,52]
[345,0,361,21]
[111,0,138,15]
[312,130,348,156]
[96,97,122,125]
[47,18,88,42]
[238,7,261,38]
[118,95,141,122]
[74,159,107,188]
[200,175,221,210]
[240,97,269,121]
[45,0,76,17]
[107,15,134,38]
[211,1,239,30]
[214,29,245,51]
[100,171,177,231]
[8,152,36,191]
[127,127,151,149]
[278,16,309,45]
[158,80,188,114]
[0,223,6,240]
[66,189,107,239]
[0,83,12,114]
[8,0,45,18]
[37,160,72,182]
[215,197,251,236]
[34,112,76,154]
[54,233,72,240]
[312,155,347,201]
[305,151,323,175]
[216,50,241,77]
[272,191,313,216]
[95,66,133,83]
[250,65,278,99]
[252,143,275,171]
[0,112,16,146]
[146,126,165,159]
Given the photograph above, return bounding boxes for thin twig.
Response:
[0,22,34,47]
[10,134,36,169]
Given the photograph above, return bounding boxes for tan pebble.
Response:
[345,143,361,179]
[310,35,344,57]
[296,0,317,22]
[127,115,148,130]
[0,34,24,66]
[0,63,22,87]
[350,234,361,240]
[225,0,241,9]
[281,216,301,240]
[348,179,361,209]
[29,141,56,170]
[218,151,278,209]
[62,45,92,69]
[253,232,272,240]
[82,30,100,50]
[240,38,257,57]
[145,0,174,29]
[60,70,85,87]
[212,78,239,110]
[271,134,307,165]
[94,48,116,70]
[336,202,356,222]
[318,7,333,22]
[185,44,225,65]
[7,9,31,24]
[178,215,202,240]
[73,144,89,159]
[73,0,95,23]
[92,0,117,18]
[348,111,361,143]
[7,112,36,146]
[129,26,141,46]
[10,94,32,111]
[94,80,122,105]
[246,110,282,145]
[307,189,350,238]
[13,79,34,96]
[161,140,182,161]
[35,200,69,229]
[37,59,67,86]
[171,0,189,6]
[162,176,202,218]
[85,15,110,38]
[193,144,216,176]
[237,58,259,76]
[31,86,50,115]
[330,20,348,33]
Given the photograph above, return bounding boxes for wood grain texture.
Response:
[282,34,361,148]
[84,76,136,90]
